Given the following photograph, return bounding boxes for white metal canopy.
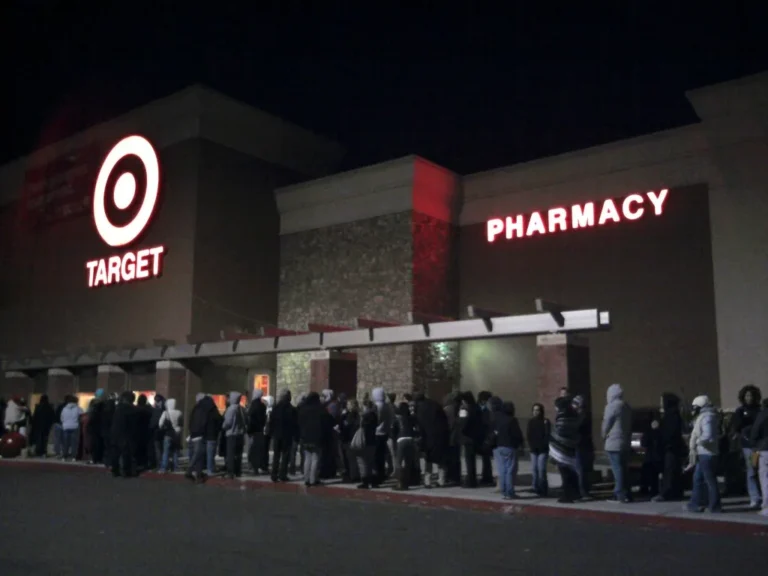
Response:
[2,308,610,372]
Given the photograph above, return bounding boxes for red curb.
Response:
[3,459,767,538]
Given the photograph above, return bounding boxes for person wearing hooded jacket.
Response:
[459,391,484,488]
[31,394,55,457]
[490,397,524,499]
[371,387,393,485]
[87,390,107,465]
[247,389,267,475]
[111,391,136,477]
[60,395,83,461]
[477,391,495,486]
[158,398,183,473]
[270,389,298,482]
[147,394,166,470]
[527,403,551,497]
[749,398,768,517]
[601,383,633,503]
[261,395,275,473]
[686,395,722,513]
[731,385,763,509]
[652,393,686,502]
[223,391,247,479]
[187,393,217,482]
[415,392,449,488]
[298,392,333,486]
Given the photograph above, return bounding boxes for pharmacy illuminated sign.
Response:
[85,135,166,288]
[486,189,668,242]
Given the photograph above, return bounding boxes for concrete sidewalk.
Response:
[2,456,767,538]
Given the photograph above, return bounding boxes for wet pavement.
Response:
[0,464,766,576]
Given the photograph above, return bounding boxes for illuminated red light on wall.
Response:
[486,189,668,243]
[86,246,166,288]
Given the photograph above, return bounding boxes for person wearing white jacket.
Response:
[158,399,182,473]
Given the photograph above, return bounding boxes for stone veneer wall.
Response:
[411,213,460,399]
[277,212,414,399]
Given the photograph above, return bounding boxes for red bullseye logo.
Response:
[93,135,159,247]
[86,135,166,288]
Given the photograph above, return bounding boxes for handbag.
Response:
[350,427,365,452]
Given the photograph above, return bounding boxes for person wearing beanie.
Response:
[685,395,722,513]
[601,383,633,503]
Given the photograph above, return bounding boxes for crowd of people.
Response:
[2,383,767,515]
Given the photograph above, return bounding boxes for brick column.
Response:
[96,365,127,395]
[46,368,76,405]
[155,360,188,413]
[536,334,592,410]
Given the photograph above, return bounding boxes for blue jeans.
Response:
[62,429,78,460]
[607,450,629,500]
[207,440,217,475]
[530,452,548,495]
[493,446,518,497]
[742,448,761,505]
[688,454,721,512]
[160,435,179,472]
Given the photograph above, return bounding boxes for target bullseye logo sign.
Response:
[85,135,166,288]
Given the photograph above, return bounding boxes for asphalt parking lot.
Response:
[0,466,765,576]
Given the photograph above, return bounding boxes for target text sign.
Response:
[85,135,166,288]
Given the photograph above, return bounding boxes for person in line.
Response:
[111,391,136,478]
[601,383,633,503]
[748,398,768,517]
[60,395,83,461]
[371,387,394,485]
[207,398,223,476]
[101,393,117,468]
[549,395,581,503]
[415,392,449,488]
[319,390,340,480]
[477,391,495,486]
[298,391,331,487]
[731,385,763,510]
[247,389,267,475]
[291,393,308,476]
[459,391,484,488]
[261,395,275,474]
[640,412,663,498]
[186,393,216,483]
[355,399,379,489]
[340,398,362,484]
[386,392,397,477]
[526,403,550,497]
[86,390,106,465]
[490,396,524,499]
[222,391,247,479]
[572,395,594,500]
[31,394,55,457]
[686,395,722,513]
[158,398,183,473]
[4,396,28,434]
[444,392,463,486]
[653,393,685,502]
[147,394,166,470]
[270,389,298,482]
[391,401,419,490]
[133,394,153,471]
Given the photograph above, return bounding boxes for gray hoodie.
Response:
[601,383,632,452]
[222,391,246,437]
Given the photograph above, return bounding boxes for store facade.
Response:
[2,72,767,424]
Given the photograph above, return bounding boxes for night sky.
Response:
[3,2,767,174]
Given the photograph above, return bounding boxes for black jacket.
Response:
[416,397,449,463]
[110,400,135,446]
[732,404,761,448]
[749,407,768,452]
[298,394,333,446]
[32,399,55,438]
[491,400,524,449]
[247,400,267,436]
[270,399,298,441]
[527,417,551,454]
[392,407,418,442]
[460,401,484,446]
[359,409,378,447]
[660,393,685,456]
[189,396,217,439]
[340,410,361,444]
